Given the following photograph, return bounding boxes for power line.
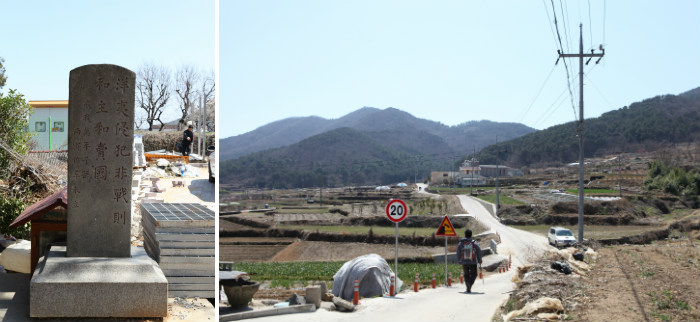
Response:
[530,62,601,129]
[541,0,560,49]
[550,0,579,122]
[531,85,572,128]
[518,64,557,124]
[603,0,607,46]
[585,73,614,111]
[559,0,572,53]
[588,0,593,50]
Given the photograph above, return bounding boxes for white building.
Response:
[28,101,68,151]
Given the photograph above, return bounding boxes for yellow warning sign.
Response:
[435,216,457,237]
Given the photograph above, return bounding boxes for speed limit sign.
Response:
[386,199,408,223]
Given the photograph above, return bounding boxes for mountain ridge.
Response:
[221,107,535,160]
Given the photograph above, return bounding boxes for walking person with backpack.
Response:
[457,229,483,293]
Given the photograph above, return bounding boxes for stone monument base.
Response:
[30,246,168,318]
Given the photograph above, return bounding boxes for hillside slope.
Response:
[220,127,452,188]
[474,88,700,167]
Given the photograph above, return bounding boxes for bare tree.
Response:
[204,97,215,131]
[194,71,215,154]
[134,113,146,130]
[175,65,199,131]
[136,63,171,131]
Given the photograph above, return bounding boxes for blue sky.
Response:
[220,0,700,138]
[0,0,215,122]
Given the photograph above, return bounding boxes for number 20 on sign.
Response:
[386,199,408,223]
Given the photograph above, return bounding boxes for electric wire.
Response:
[585,74,614,111]
[549,0,579,122]
[531,63,599,129]
[518,63,557,124]
[603,0,606,47]
[541,0,561,49]
[531,85,571,129]
[559,0,572,54]
[588,0,593,50]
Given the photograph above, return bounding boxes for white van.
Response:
[548,227,576,248]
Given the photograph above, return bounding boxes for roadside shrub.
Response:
[0,196,29,239]
[138,130,215,153]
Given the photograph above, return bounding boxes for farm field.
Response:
[475,194,525,205]
[571,238,700,321]
[276,224,443,237]
[220,236,447,263]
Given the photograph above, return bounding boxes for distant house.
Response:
[459,158,519,178]
[459,158,481,176]
[28,100,68,151]
[480,165,509,177]
[430,171,460,185]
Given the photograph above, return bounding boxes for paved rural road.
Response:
[244,192,549,322]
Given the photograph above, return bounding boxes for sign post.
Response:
[386,199,408,288]
[435,215,457,286]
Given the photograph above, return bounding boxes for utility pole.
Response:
[558,24,604,244]
[470,146,475,195]
[618,153,622,198]
[452,155,459,194]
[495,138,500,218]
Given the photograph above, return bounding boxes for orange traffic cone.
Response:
[509,254,512,269]
[414,273,419,292]
[353,280,359,305]
[431,273,436,288]
[389,274,395,297]
[448,272,452,287]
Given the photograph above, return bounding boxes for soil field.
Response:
[271,240,444,262]
[574,239,700,322]
[221,239,445,263]
[220,244,286,262]
[220,219,262,231]
[219,236,297,262]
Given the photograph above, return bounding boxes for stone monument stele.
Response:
[30,64,167,318]
[66,64,134,257]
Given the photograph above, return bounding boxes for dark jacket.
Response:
[456,237,482,265]
[182,129,194,147]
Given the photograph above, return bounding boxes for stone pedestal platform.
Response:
[30,246,167,318]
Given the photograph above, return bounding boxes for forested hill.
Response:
[473,88,700,168]
[220,107,535,161]
[219,127,453,188]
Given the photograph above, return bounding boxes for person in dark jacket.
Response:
[456,229,483,293]
[181,125,194,156]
